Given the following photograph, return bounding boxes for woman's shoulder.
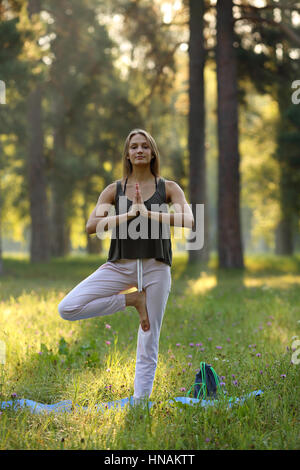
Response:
[108,179,125,190]
[161,178,182,203]
[98,181,120,204]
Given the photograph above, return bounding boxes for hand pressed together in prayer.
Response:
[127,183,149,219]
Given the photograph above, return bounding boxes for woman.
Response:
[58,128,194,401]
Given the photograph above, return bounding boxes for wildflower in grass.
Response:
[256,353,261,357]
[105,341,111,346]
[180,387,186,392]
[176,343,181,347]
[208,337,212,341]
[205,438,210,442]
[233,380,238,386]
[189,343,194,347]
[216,346,222,350]
[221,376,225,380]
[220,382,226,387]
[200,347,205,352]
[187,354,192,358]
[232,374,235,378]
[280,374,286,379]
[196,342,203,347]
[226,338,231,342]
[267,322,272,326]
[188,362,192,367]
[11,393,17,399]
[182,368,186,373]
[106,368,111,372]
[105,324,111,329]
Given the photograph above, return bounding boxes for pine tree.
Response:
[216,0,244,268]
[187,0,209,264]
[0,0,29,271]
[235,0,300,254]
[27,0,50,262]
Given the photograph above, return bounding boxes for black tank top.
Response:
[107,176,172,266]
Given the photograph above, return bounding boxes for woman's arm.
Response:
[86,183,115,235]
[147,181,195,230]
[86,182,137,235]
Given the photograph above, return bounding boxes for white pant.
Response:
[58,258,171,399]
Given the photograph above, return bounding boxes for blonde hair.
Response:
[122,129,160,178]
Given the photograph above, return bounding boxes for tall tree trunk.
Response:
[188,0,209,264]
[274,3,295,256]
[274,112,295,255]
[27,0,50,262]
[0,168,3,275]
[216,0,244,269]
[275,216,294,255]
[50,119,71,257]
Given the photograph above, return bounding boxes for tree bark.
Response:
[27,0,50,262]
[188,0,209,264]
[216,0,244,269]
[50,120,71,257]
[274,109,295,256]
[274,2,295,256]
[0,171,3,275]
[275,217,294,255]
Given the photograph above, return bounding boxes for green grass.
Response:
[0,253,299,450]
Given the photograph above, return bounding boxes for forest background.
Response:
[0,0,300,270]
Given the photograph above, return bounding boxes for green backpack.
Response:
[187,362,222,400]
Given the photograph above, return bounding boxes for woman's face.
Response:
[127,133,152,168]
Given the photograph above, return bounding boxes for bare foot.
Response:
[125,290,150,332]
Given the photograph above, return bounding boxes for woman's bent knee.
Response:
[58,300,79,321]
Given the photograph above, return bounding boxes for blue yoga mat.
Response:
[0,390,263,415]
